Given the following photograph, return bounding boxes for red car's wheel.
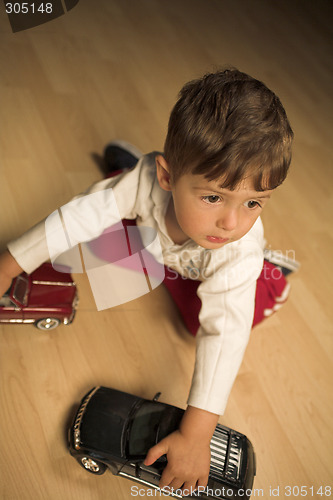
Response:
[35,318,61,330]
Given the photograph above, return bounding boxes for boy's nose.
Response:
[216,207,238,231]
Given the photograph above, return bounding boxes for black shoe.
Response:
[264,248,300,276]
[103,140,142,174]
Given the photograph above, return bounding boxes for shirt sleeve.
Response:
[187,240,264,415]
[7,160,149,274]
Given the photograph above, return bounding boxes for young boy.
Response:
[0,69,293,494]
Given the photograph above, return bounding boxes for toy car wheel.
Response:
[35,318,61,330]
[79,457,106,475]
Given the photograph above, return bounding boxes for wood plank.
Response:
[0,1,332,498]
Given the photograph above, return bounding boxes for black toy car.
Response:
[68,387,256,499]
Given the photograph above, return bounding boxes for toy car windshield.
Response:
[128,402,165,456]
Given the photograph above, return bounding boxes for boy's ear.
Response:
[156,154,172,191]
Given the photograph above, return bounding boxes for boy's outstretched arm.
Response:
[0,250,23,298]
[144,405,219,495]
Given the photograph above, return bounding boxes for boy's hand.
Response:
[144,429,210,494]
[144,406,219,495]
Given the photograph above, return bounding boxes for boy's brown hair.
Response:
[164,69,293,191]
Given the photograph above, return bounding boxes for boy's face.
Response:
[156,155,273,249]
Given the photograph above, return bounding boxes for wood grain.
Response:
[0,1,332,498]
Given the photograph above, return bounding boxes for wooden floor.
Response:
[1,1,332,498]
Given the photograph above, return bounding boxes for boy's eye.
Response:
[202,195,221,204]
[245,200,261,209]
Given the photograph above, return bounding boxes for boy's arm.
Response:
[144,405,219,494]
[0,250,23,297]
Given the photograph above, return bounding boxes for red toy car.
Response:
[0,263,78,330]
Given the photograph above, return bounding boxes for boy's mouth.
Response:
[206,236,229,244]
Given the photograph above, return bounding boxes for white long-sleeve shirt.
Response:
[7,152,265,415]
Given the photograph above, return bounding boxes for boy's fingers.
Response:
[144,441,168,466]
[197,474,209,490]
[182,480,197,495]
[159,469,178,490]
[197,481,208,491]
